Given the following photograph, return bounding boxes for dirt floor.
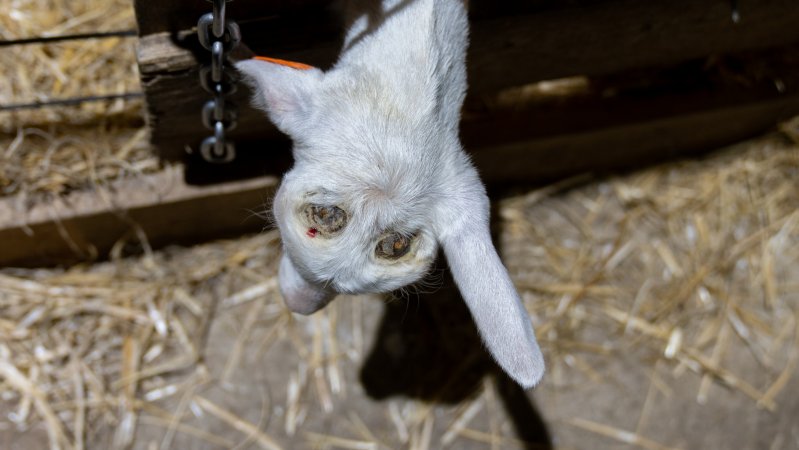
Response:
[1,133,797,450]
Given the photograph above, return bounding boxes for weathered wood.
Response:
[136,0,799,164]
[0,167,277,267]
[473,95,799,184]
[467,0,799,94]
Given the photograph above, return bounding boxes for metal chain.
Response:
[195,0,240,163]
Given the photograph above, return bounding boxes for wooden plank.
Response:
[136,0,799,163]
[0,167,277,267]
[464,47,799,181]
[466,0,799,94]
[473,95,799,184]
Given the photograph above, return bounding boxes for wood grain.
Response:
[0,166,277,267]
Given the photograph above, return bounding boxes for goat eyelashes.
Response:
[237,0,545,388]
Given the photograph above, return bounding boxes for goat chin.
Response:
[237,0,546,389]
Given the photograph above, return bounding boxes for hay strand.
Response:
[569,418,680,450]
[0,350,73,450]
[192,395,283,450]
[1,0,154,199]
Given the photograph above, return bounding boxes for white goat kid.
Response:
[236,0,545,388]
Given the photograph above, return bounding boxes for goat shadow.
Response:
[359,202,552,449]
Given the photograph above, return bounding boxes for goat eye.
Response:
[375,232,412,259]
[305,205,347,234]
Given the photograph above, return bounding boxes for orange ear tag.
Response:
[253,56,316,71]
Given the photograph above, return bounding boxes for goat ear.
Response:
[278,253,336,315]
[440,198,545,389]
[235,59,323,136]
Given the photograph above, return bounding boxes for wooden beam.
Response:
[466,0,799,94]
[473,95,799,184]
[0,166,277,267]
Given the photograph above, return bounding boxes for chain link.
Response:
[195,0,240,164]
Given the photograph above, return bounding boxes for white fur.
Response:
[237,0,545,388]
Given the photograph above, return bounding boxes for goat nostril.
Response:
[305,204,347,234]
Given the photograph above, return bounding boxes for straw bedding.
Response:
[0,133,797,448]
[2,0,799,449]
[0,0,154,199]
[501,132,799,448]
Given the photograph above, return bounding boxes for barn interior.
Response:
[1,1,798,449]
